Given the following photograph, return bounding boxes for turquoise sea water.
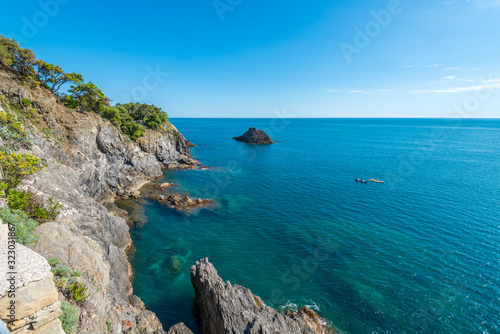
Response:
[128,118,500,333]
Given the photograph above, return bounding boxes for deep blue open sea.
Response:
[128,118,500,333]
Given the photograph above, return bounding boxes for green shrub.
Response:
[0,126,31,151]
[68,282,87,303]
[29,204,51,220]
[6,189,32,211]
[60,301,79,334]
[51,263,85,290]
[51,264,72,277]
[0,181,7,197]
[47,257,62,267]
[55,276,69,289]
[106,320,112,332]
[0,111,25,135]
[0,207,39,247]
[71,270,83,277]
[5,189,61,221]
[21,98,31,108]
[0,152,44,194]
[47,197,62,218]
[61,95,79,109]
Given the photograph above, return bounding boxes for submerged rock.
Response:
[156,194,213,211]
[233,127,275,144]
[190,258,336,334]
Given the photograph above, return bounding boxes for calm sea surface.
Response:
[128,118,500,333]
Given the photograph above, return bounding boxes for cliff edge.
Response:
[0,65,195,333]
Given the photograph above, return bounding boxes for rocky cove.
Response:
[0,67,336,333]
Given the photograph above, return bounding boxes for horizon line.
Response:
[169,117,500,119]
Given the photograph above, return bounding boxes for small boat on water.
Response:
[355,178,368,183]
[369,178,385,183]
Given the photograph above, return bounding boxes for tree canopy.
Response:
[0,35,169,141]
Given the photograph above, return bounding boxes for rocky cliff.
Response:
[191,258,335,334]
[0,67,195,333]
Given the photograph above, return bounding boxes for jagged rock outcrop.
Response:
[190,258,334,334]
[233,127,275,144]
[137,127,198,169]
[166,323,193,334]
[0,221,64,333]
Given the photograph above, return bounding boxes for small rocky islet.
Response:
[233,127,276,144]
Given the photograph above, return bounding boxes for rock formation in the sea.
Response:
[156,194,213,211]
[190,258,335,334]
[233,127,275,144]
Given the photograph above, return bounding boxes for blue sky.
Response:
[1,0,500,118]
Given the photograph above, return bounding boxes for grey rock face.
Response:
[137,125,196,168]
[233,127,275,144]
[190,258,334,334]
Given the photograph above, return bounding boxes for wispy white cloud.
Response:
[458,78,476,82]
[444,67,459,70]
[470,67,479,70]
[472,0,500,8]
[442,76,456,79]
[410,82,500,94]
[426,64,442,67]
[327,89,392,94]
[402,65,415,68]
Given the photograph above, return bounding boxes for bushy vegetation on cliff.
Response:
[0,152,61,226]
[0,35,169,141]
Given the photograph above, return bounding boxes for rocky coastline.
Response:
[0,68,193,333]
[0,67,334,334]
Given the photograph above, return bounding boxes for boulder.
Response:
[167,323,193,334]
[0,237,63,334]
[233,127,275,144]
